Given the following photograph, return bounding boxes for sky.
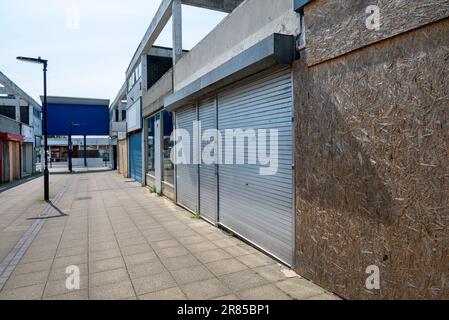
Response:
[0,0,227,103]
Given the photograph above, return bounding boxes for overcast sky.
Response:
[0,0,227,103]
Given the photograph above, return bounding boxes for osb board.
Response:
[294,18,449,299]
[305,0,449,67]
[118,139,128,178]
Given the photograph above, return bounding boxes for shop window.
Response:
[147,116,155,176]
[162,111,174,185]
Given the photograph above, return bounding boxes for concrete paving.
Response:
[0,171,339,300]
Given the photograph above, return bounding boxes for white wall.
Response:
[126,98,142,133]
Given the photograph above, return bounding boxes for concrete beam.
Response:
[126,0,173,77]
[110,81,127,112]
[41,96,110,106]
[14,97,21,122]
[0,98,15,106]
[182,0,244,13]
[0,114,21,135]
[172,0,183,64]
[149,46,175,58]
[126,0,243,78]
[0,72,41,111]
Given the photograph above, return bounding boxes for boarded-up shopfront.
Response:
[0,133,23,184]
[294,0,449,299]
[118,138,128,178]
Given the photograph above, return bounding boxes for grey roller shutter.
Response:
[217,69,294,265]
[199,98,218,224]
[175,105,198,213]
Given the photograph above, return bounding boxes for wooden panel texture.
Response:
[304,0,449,66]
[294,18,449,299]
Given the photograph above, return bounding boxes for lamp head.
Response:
[17,56,48,65]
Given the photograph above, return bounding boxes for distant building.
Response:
[41,96,110,170]
[0,72,42,184]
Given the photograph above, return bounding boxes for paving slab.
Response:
[171,265,215,285]
[89,280,136,300]
[182,278,232,300]
[205,258,248,277]
[138,287,187,300]
[238,284,292,300]
[275,278,328,300]
[132,272,177,296]
[219,269,269,292]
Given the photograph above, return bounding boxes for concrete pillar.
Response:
[141,55,148,91]
[155,113,162,193]
[172,0,183,64]
[118,102,124,121]
[29,105,34,126]
[142,119,148,185]
[14,97,21,122]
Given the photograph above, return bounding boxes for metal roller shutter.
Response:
[129,132,143,183]
[199,98,218,224]
[175,105,199,213]
[217,69,294,265]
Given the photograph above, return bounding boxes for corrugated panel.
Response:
[199,98,217,223]
[129,132,142,183]
[217,69,294,265]
[175,105,198,213]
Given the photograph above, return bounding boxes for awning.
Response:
[0,132,25,142]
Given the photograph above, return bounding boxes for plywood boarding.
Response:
[8,141,21,182]
[118,139,128,178]
[304,0,449,66]
[294,19,449,299]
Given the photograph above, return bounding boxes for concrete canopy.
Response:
[126,0,244,77]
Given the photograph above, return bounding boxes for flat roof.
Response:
[41,96,110,106]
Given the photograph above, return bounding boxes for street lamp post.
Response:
[17,56,49,202]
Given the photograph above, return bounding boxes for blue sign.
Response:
[45,102,109,136]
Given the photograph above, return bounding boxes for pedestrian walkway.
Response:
[0,171,338,300]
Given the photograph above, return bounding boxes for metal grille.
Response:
[217,69,294,265]
[199,98,218,223]
[175,105,198,212]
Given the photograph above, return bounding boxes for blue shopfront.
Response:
[129,131,142,183]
